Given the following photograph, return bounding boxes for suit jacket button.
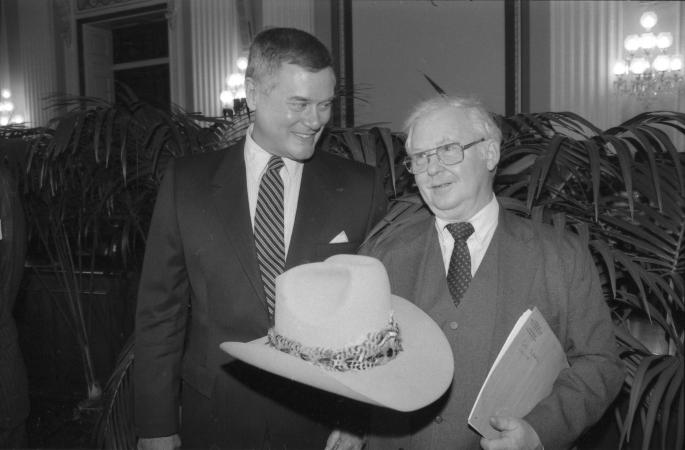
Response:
[434,415,444,424]
[449,321,458,330]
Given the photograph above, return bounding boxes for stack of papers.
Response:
[468,307,569,438]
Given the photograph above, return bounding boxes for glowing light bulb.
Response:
[653,55,671,72]
[624,35,640,52]
[656,32,673,50]
[227,73,244,88]
[630,57,649,75]
[1,89,10,99]
[236,56,248,71]
[640,11,657,31]
[220,90,234,105]
[613,61,628,75]
[639,33,656,50]
[0,101,14,112]
[670,56,683,72]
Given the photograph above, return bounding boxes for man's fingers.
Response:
[489,415,517,432]
[325,429,342,450]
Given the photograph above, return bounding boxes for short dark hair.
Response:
[246,27,333,83]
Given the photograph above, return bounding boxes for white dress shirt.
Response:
[435,196,499,276]
[244,125,303,258]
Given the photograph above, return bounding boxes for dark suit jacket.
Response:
[134,140,387,447]
[0,165,29,438]
[360,202,624,450]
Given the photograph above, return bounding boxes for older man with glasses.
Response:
[360,95,624,450]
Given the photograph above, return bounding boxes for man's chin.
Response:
[429,200,467,221]
[285,145,316,162]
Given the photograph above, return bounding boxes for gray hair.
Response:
[404,95,502,149]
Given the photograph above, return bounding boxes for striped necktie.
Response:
[446,222,474,307]
[254,156,285,320]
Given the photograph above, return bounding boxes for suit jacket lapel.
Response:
[413,223,451,313]
[489,209,542,349]
[405,209,541,364]
[210,140,264,303]
[286,155,329,268]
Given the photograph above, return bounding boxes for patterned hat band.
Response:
[267,314,403,372]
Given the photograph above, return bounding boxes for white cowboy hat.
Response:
[220,254,454,412]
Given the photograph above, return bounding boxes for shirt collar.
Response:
[245,124,301,176]
[435,195,499,244]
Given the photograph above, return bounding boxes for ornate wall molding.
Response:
[76,0,136,12]
[74,0,166,18]
[54,0,73,48]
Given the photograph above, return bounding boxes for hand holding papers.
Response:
[468,307,569,438]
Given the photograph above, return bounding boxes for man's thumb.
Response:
[489,415,515,432]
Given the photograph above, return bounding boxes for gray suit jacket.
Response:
[361,201,624,450]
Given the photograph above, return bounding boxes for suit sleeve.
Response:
[0,166,30,432]
[365,167,388,236]
[134,159,190,437]
[524,237,625,449]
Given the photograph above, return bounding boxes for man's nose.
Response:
[303,105,323,129]
[425,153,443,176]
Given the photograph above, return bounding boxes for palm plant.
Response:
[494,111,685,450]
[21,88,246,403]
[318,125,414,200]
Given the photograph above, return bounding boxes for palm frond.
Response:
[93,334,135,450]
[495,110,685,449]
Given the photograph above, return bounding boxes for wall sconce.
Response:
[220,56,249,120]
[0,89,23,126]
[613,11,684,100]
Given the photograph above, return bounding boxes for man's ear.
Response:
[245,77,257,110]
[483,140,500,171]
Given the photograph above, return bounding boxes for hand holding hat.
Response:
[220,254,454,412]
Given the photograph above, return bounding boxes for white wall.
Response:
[351,0,506,131]
[547,1,684,130]
[0,0,60,126]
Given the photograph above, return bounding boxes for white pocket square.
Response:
[329,231,349,244]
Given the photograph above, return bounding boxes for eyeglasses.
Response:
[403,138,486,174]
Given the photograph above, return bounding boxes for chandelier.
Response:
[0,89,23,126]
[613,11,684,99]
[220,56,249,120]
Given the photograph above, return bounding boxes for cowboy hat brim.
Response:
[220,295,454,412]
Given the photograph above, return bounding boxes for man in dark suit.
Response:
[0,164,30,449]
[134,28,387,450]
[360,96,624,450]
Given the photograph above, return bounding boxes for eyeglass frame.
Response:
[402,137,487,174]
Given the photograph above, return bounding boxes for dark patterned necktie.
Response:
[254,156,285,319]
[446,222,475,307]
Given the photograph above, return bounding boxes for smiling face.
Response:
[246,63,336,161]
[407,106,500,221]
